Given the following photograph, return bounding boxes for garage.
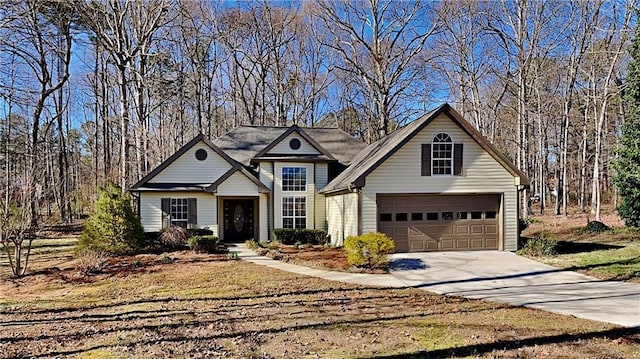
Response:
[377,194,501,252]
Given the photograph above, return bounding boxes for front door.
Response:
[223,199,255,242]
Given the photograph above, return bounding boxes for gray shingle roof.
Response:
[213,126,367,165]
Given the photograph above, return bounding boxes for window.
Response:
[282,196,306,229]
[486,211,497,219]
[426,212,438,221]
[456,211,468,220]
[422,134,463,176]
[411,212,423,221]
[395,213,408,221]
[442,212,453,220]
[380,213,392,222]
[282,167,306,191]
[471,211,482,220]
[162,197,197,229]
[432,133,453,175]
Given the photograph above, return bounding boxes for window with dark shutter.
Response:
[454,143,463,175]
[421,144,431,176]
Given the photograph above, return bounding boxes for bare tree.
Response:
[313,0,440,142]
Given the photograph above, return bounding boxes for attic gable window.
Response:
[422,133,463,176]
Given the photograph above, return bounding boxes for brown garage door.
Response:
[377,194,500,252]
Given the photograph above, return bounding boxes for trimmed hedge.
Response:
[344,232,395,270]
[272,228,328,245]
[518,236,558,257]
[188,235,219,253]
[188,228,214,236]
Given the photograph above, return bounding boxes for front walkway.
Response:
[232,245,640,328]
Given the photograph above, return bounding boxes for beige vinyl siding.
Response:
[268,133,320,155]
[149,142,232,183]
[259,194,269,242]
[361,114,520,251]
[139,192,218,236]
[259,161,274,189]
[273,162,315,229]
[314,163,329,231]
[326,192,359,246]
[216,171,260,196]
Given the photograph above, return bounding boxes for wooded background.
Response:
[0,0,635,227]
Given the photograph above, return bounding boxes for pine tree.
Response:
[615,17,640,228]
[78,183,145,254]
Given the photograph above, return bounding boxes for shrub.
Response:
[77,183,145,255]
[75,248,110,275]
[344,232,395,270]
[582,221,611,234]
[158,226,189,249]
[272,228,328,245]
[188,235,219,253]
[188,228,214,236]
[518,235,558,257]
[518,217,530,235]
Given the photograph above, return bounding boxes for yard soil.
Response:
[1,239,639,358]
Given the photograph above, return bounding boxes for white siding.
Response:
[361,114,520,251]
[149,142,232,183]
[273,162,315,229]
[268,133,320,155]
[139,192,218,236]
[216,171,260,196]
[259,161,274,189]
[315,163,328,231]
[259,194,269,242]
[326,192,359,246]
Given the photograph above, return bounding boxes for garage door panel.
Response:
[455,239,469,249]
[377,194,501,252]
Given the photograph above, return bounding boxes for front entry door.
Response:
[223,199,255,242]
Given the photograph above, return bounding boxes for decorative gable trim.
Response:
[250,125,336,165]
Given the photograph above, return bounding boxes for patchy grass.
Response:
[523,209,640,282]
[1,236,639,358]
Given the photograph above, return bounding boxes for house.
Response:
[129,104,529,252]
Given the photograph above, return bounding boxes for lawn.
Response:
[523,210,640,283]
[1,237,639,358]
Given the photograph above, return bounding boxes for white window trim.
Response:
[282,195,306,229]
[432,132,454,176]
[170,198,188,227]
[282,166,307,192]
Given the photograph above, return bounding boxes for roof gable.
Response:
[321,103,529,194]
[130,134,264,191]
[250,125,335,164]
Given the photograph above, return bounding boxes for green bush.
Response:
[77,183,145,255]
[518,235,558,257]
[272,228,327,245]
[159,226,189,249]
[188,235,219,253]
[188,228,214,236]
[582,221,611,234]
[344,232,395,270]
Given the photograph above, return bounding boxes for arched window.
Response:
[432,133,453,175]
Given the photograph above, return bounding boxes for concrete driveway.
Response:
[389,251,640,327]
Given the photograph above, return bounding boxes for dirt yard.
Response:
[1,237,638,358]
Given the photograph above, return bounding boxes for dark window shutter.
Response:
[421,144,431,176]
[161,198,170,229]
[454,144,463,175]
[188,198,197,227]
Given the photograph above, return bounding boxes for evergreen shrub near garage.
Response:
[344,232,395,270]
[518,233,558,257]
[272,228,328,245]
